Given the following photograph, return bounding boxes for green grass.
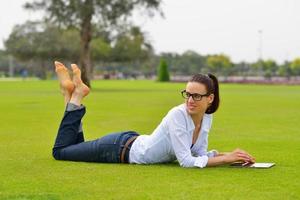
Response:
[0,80,299,200]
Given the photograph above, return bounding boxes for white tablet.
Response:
[230,162,275,168]
[249,163,275,168]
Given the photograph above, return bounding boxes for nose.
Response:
[187,96,194,103]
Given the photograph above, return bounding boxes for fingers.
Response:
[234,148,255,162]
[226,149,256,164]
[239,149,252,158]
[244,152,255,163]
[237,153,253,162]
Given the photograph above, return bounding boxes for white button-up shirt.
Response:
[129,104,216,168]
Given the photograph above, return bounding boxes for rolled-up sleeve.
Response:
[197,134,218,158]
[207,150,219,157]
[167,110,208,168]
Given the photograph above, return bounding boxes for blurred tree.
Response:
[278,61,292,79]
[262,59,278,79]
[290,58,300,75]
[251,60,264,76]
[111,26,153,64]
[5,21,80,79]
[91,36,112,62]
[160,52,179,74]
[206,54,232,76]
[180,50,206,74]
[24,0,162,87]
[157,59,170,82]
[232,61,252,77]
[0,50,9,76]
[160,51,206,75]
[252,59,278,78]
[92,26,153,78]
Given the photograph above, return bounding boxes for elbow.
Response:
[207,149,219,157]
[179,162,189,168]
[52,148,61,160]
[178,157,194,168]
[180,155,208,168]
[179,163,191,168]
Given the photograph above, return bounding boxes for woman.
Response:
[52,61,255,168]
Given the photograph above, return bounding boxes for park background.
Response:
[0,0,299,199]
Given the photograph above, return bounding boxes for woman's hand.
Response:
[224,148,255,164]
[206,148,255,167]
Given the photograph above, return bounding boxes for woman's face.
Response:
[185,82,214,115]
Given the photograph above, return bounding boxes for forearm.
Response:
[215,152,229,157]
[206,155,228,167]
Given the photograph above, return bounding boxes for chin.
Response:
[187,108,198,115]
[187,107,206,115]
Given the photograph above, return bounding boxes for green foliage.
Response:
[4,22,81,79]
[24,0,163,30]
[231,61,253,76]
[111,26,153,62]
[4,21,154,79]
[157,59,170,82]
[250,59,280,77]
[278,62,292,77]
[261,59,278,78]
[91,37,112,62]
[0,81,299,199]
[206,54,232,75]
[24,0,163,86]
[5,21,80,61]
[290,57,300,75]
[160,51,206,75]
[0,50,9,72]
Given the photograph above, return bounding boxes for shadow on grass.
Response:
[54,159,254,171]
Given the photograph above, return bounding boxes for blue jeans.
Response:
[52,106,139,163]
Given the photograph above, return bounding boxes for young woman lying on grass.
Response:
[52,61,255,168]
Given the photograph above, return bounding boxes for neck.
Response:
[190,112,204,127]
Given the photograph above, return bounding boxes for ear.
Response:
[208,94,214,104]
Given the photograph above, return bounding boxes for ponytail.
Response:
[206,73,220,114]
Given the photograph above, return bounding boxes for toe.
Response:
[55,61,68,71]
[55,61,64,67]
[71,64,79,71]
[71,64,81,76]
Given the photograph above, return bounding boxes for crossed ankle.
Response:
[66,103,84,111]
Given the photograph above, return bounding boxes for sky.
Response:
[0,0,300,63]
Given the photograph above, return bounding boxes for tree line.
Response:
[20,0,162,87]
[1,24,300,81]
[0,0,299,85]
[160,52,300,79]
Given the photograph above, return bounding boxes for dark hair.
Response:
[189,73,220,114]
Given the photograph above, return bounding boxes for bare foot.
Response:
[54,61,75,103]
[71,64,90,99]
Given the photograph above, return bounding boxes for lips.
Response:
[188,104,196,109]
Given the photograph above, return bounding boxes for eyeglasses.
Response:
[181,90,210,101]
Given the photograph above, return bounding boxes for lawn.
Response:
[0,80,299,200]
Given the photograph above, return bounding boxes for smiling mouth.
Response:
[188,105,196,109]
